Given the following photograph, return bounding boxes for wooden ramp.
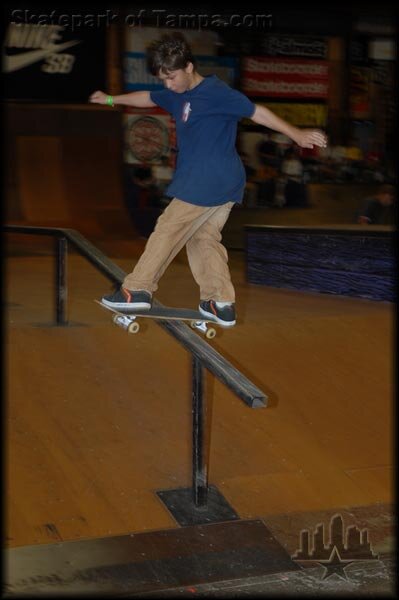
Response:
[4,248,394,593]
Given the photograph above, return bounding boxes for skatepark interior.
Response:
[4,108,395,595]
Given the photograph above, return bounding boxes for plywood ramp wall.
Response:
[16,136,70,222]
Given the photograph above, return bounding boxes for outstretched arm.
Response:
[251,104,327,149]
[89,90,156,108]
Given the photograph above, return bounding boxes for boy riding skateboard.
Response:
[89,33,327,327]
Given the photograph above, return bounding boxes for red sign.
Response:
[242,57,329,99]
[349,66,371,119]
[123,106,175,166]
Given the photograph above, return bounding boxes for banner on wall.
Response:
[260,35,328,59]
[368,38,396,60]
[242,57,329,99]
[124,26,219,54]
[2,9,106,101]
[124,53,239,91]
[243,102,328,127]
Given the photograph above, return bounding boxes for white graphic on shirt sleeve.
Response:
[182,102,191,123]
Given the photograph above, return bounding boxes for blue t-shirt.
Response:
[150,75,255,206]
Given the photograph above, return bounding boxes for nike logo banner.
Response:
[3,13,107,101]
[3,41,82,73]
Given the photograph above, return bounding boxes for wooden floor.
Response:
[5,241,394,551]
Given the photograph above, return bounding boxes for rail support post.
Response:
[192,355,208,507]
[55,236,68,325]
[156,355,239,526]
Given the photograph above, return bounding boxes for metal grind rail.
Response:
[5,224,268,511]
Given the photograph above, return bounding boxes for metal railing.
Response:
[5,224,268,509]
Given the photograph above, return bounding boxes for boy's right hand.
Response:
[89,90,108,104]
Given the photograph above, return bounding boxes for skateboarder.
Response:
[89,33,327,327]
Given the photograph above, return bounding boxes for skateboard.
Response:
[95,300,220,339]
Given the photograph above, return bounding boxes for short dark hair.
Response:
[146,32,195,76]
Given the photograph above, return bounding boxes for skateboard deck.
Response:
[95,300,220,338]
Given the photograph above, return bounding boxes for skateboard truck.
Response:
[190,320,216,339]
[112,313,140,334]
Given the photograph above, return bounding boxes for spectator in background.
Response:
[342,138,364,181]
[279,145,308,207]
[240,150,257,181]
[240,151,258,207]
[255,134,279,206]
[356,184,395,225]
[300,143,321,183]
[329,143,346,181]
[152,155,174,200]
[256,133,279,169]
[124,165,163,237]
[317,143,337,181]
[363,141,384,182]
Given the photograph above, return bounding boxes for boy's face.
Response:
[158,63,194,93]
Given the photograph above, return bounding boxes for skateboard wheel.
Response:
[112,314,120,325]
[206,328,216,339]
[190,320,197,329]
[128,322,140,334]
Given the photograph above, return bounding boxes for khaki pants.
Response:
[124,198,235,302]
